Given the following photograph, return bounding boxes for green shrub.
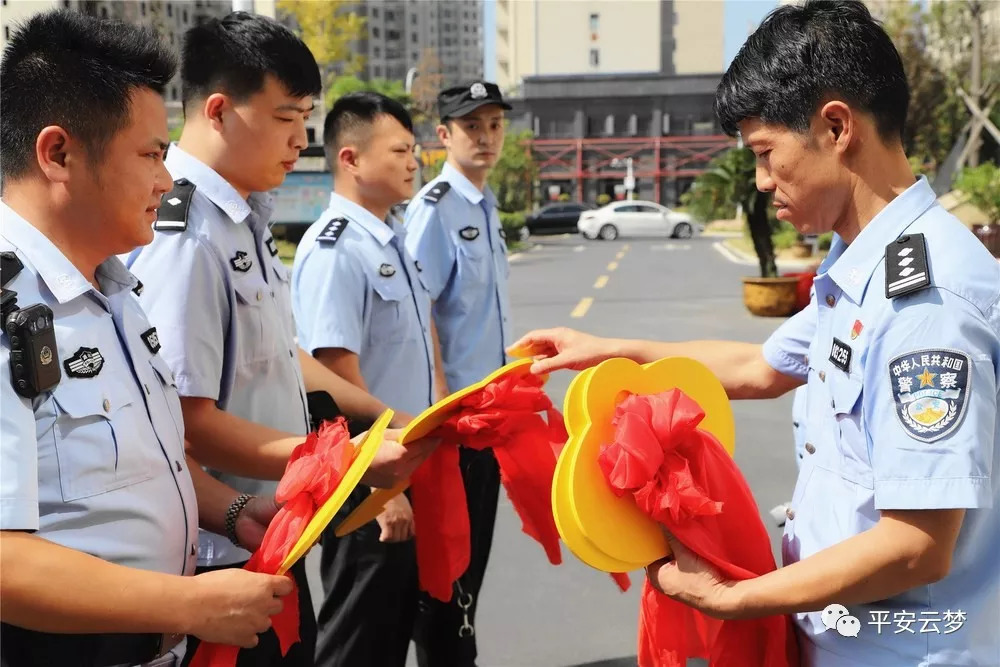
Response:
[771,221,801,250]
[499,211,526,249]
[596,193,612,206]
[817,232,833,251]
[955,163,1000,222]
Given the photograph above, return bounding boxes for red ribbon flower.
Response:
[598,391,799,667]
[409,372,569,601]
[189,419,355,667]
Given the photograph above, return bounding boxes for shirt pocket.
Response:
[51,378,153,502]
[455,234,491,287]
[368,276,420,346]
[233,277,277,366]
[149,353,185,447]
[830,374,872,484]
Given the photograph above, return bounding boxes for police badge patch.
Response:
[459,226,480,241]
[141,327,161,355]
[889,349,971,443]
[64,347,104,378]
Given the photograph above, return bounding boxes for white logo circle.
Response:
[470,82,488,99]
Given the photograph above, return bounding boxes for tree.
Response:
[410,48,445,128]
[880,0,999,175]
[955,163,1000,223]
[326,75,413,113]
[698,148,776,277]
[276,0,366,104]
[488,129,538,214]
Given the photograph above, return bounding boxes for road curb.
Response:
[713,239,821,272]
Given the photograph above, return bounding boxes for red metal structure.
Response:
[530,135,736,203]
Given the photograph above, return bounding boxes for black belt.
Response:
[0,623,173,667]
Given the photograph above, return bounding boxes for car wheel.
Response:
[598,224,619,241]
[672,222,693,239]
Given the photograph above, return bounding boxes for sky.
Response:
[481,0,778,82]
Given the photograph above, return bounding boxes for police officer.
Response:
[292,92,434,667]
[0,11,294,667]
[404,81,513,666]
[126,14,435,667]
[511,2,998,665]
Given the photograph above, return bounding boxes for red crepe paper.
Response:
[410,372,569,601]
[189,419,355,667]
[598,391,799,667]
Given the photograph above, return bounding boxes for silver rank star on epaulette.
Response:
[154,178,196,231]
[422,181,451,204]
[317,217,349,245]
[885,233,930,299]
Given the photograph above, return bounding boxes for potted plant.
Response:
[698,148,800,316]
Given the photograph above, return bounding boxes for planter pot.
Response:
[972,223,999,258]
[742,276,801,317]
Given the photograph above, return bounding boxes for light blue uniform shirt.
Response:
[764,178,999,666]
[404,162,511,392]
[0,203,198,580]
[292,193,435,417]
[128,145,309,567]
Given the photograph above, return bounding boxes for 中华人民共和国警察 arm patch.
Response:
[889,348,971,443]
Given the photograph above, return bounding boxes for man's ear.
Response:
[202,93,232,131]
[818,100,854,155]
[35,125,75,183]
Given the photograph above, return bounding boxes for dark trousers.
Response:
[314,486,418,667]
[180,559,316,667]
[414,447,501,667]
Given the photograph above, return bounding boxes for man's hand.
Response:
[644,532,742,620]
[389,411,415,429]
[375,494,415,542]
[361,429,439,489]
[234,496,280,553]
[185,569,294,647]
[508,327,615,374]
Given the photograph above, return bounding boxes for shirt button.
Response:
[175,460,183,472]
[785,507,796,520]
[825,294,835,307]
[256,289,263,301]
[818,370,826,382]
[805,442,816,454]
[102,398,111,413]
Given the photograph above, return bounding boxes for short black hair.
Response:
[0,10,175,181]
[716,0,909,143]
[323,92,414,169]
[181,12,321,112]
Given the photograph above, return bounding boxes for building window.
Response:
[589,48,599,67]
[386,10,395,20]
[3,26,8,40]
[373,65,382,77]
[182,9,188,22]
[307,128,316,144]
[373,46,381,57]
[141,2,147,16]
[590,13,599,32]
[100,6,108,18]
[166,4,172,17]
[464,25,469,32]
[411,32,417,41]
[411,14,417,25]
[372,27,380,37]
[411,52,418,60]
[372,7,379,17]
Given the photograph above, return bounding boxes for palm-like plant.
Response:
[700,148,777,277]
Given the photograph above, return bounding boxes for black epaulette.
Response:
[154,178,196,231]
[422,181,451,204]
[885,233,931,299]
[317,217,349,245]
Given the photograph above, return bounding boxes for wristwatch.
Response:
[224,493,254,547]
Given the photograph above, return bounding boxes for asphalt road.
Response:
[307,232,801,667]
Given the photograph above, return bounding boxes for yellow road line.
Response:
[593,275,609,289]
[615,250,626,260]
[570,297,594,318]
[622,244,630,251]
[607,261,618,271]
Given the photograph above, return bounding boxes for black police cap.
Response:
[438,81,512,121]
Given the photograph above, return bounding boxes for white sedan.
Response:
[577,200,698,241]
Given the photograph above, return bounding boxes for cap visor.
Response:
[444,100,513,119]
